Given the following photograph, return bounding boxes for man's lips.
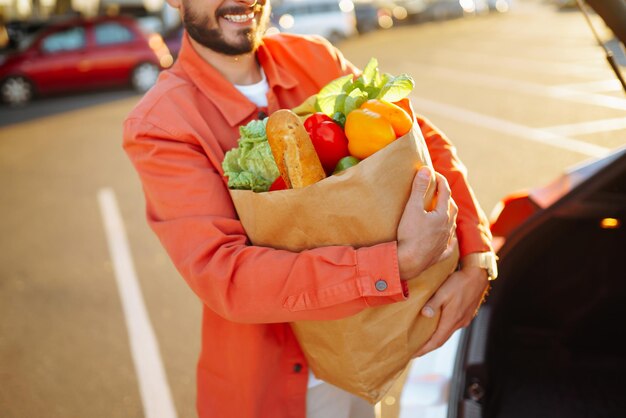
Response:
[222,11,256,23]
[217,4,262,24]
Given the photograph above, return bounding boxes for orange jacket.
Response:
[123,33,491,418]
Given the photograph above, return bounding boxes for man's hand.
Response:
[397,167,458,280]
[412,265,490,358]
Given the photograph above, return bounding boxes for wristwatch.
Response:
[461,252,499,281]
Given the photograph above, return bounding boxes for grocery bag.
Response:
[229,125,459,403]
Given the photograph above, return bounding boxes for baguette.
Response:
[266,109,326,188]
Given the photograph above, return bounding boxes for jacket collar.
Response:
[178,32,298,127]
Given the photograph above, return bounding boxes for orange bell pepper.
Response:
[360,99,413,138]
[345,108,396,159]
[392,97,415,122]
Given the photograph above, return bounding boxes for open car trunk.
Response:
[489,218,626,418]
[452,149,626,418]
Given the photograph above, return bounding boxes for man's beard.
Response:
[182,2,269,56]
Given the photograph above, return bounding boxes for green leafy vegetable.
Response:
[360,58,378,85]
[316,74,353,116]
[314,58,415,121]
[343,87,368,115]
[222,119,280,192]
[377,74,415,103]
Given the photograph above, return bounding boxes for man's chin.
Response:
[184,12,266,55]
[229,28,264,52]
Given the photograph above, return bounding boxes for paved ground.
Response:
[0,89,138,127]
[1,1,624,417]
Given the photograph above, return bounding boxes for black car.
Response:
[354,2,382,34]
[2,19,49,52]
[397,0,626,413]
[398,146,626,417]
[450,145,626,417]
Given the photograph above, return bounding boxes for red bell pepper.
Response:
[304,113,350,174]
[304,113,333,136]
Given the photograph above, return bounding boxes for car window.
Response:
[136,16,164,35]
[18,32,40,52]
[94,22,135,46]
[274,2,341,16]
[41,27,86,53]
[309,3,340,14]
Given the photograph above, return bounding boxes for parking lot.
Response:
[1,1,625,417]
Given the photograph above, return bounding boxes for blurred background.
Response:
[0,0,624,417]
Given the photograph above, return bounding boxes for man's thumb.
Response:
[411,167,432,204]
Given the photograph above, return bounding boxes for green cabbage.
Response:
[222,119,280,192]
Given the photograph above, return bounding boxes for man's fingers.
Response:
[433,173,452,214]
[408,166,433,211]
[448,200,458,234]
[421,295,442,319]
[414,275,457,357]
[437,236,457,263]
[450,197,458,220]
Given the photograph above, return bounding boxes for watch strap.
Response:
[461,252,499,281]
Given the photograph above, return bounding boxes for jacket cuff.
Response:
[356,242,408,306]
[456,220,493,257]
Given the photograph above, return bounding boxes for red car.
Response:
[0,15,173,106]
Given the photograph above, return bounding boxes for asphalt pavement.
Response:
[1,1,625,417]
[0,89,138,127]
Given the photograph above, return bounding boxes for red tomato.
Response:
[304,112,333,136]
[269,176,287,191]
[310,120,350,174]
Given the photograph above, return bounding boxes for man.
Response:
[123,0,495,417]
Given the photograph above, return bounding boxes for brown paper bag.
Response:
[229,126,459,403]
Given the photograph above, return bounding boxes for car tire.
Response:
[131,62,160,93]
[1,76,34,106]
[327,31,345,45]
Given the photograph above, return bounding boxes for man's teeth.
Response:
[223,12,255,22]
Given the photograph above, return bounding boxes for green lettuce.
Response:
[222,119,280,192]
[315,57,415,121]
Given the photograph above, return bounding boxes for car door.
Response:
[24,26,88,94]
[86,21,143,87]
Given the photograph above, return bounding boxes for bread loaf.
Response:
[266,109,326,188]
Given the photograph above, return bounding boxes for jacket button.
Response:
[375,280,388,291]
[293,363,303,373]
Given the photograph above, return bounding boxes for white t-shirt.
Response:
[234,68,269,108]
[234,67,323,388]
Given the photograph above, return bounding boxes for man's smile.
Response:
[182,0,267,55]
[222,11,256,24]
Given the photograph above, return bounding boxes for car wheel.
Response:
[327,31,344,45]
[131,62,160,93]
[1,76,34,106]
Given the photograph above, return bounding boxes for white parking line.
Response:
[556,79,624,93]
[542,116,626,136]
[410,95,611,158]
[440,49,610,79]
[98,188,178,418]
[415,64,626,111]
